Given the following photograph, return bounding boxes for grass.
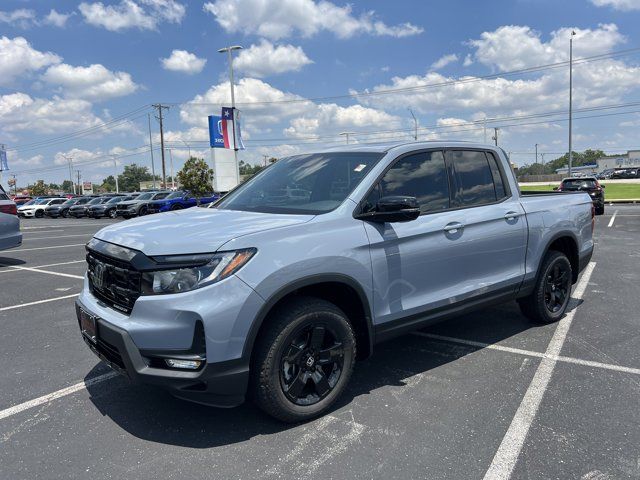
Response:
[518,183,640,200]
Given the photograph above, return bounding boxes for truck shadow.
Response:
[0,257,27,267]
[85,301,548,448]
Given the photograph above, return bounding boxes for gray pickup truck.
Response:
[77,141,594,422]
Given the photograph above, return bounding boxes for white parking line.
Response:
[0,260,85,274]
[2,265,84,280]
[22,229,64,234]
[0,293,79,312]
[9,243,86,252]
[482,262,596,480]
[608,209,618,227]
[0,372,118,421]
[23,233,93,241]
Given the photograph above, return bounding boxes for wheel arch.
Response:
[243,274,375,364]
[540,232,580,284]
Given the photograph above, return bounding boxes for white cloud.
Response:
[6,152,44,169]
[430,54,458,71]
[79,0,186,31]
[0,93,103,135]
[591,0,640,10]
[0,9,37,29]
[0,36,61,86]
[469,24,625,72]
[463,54,473,67]
[203,0,422,40]
[161,49,207,74]
[43,9,75,28]
[42,63,139,101]
[233,40,312,77]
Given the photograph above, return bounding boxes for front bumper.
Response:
[116,208,137,217]
[76,300,249,407]
[18,210,36,217]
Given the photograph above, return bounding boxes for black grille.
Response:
[87,250,141,314]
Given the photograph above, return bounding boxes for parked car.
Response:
[87,195,137,218]
[596,169,614,180]
[0,184,21,250]
[12,195,32,206]
[45,197,88,218]
[147,191,220,213]
[18,197,67,218]
[77,142,594,422]
[115,191,170,218]
[611,168,639,179]
[69,197,106,218]
[555,177,605,215]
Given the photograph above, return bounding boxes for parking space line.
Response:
[1,265,84,280]
[0,260,85,274]
[10,243,86,252]
[0,372,118,422]
[608,210,618,227]
[483,262,596,480]
[0,293,79,312]
[22,233,93,241]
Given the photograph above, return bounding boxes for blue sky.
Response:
[1,0,640,188]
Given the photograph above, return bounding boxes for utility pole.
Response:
[541,153,546,172]
[492,127,499,146]
[76,170,81,195]
[152,104,170,188]
[262,154,269,167]
[147,113,157,190]
[168,149,175,189]
[339,132,355,144]
[568,30,576,177]
[62,154,74,194]
[112,156,119,193]
[408,108,418,141]
[483,117,488,143]
[535,143,538,164]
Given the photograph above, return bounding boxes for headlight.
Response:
[141,248,256,295]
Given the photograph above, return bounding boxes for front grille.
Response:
[116,204,130,211]
[95,337,126,370]
[87,250,141,314]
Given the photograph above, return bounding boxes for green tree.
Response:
[117,163,153,192]
[517,149,607,177]
[239,160,263,176]
[101,175,117,192]
[30,180,47,196]
[176,157,213,203]
[61,180,74,193]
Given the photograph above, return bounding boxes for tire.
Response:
[170,204,183,211]
[596,205,605,215]
[518,250,572,324]
[108,209,118,219]
[61,210,68,218]
[35,210,44,218]
[138,206,148,216]
[251,296,356,423]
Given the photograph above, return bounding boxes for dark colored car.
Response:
[87,195,137,218]
[147,191,220,213]
[611,168,639,179]
[69,197,107,218]
[556,177,605,215]
[12,195,33,206]
[45,197,89,218]
[115,191,171,218]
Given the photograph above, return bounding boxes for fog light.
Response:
[165,359,202,370]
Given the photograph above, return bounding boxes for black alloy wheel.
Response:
[543,262,571,314]
[138,205,148,216]
[280,325,345,406]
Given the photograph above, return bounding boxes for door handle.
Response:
[443,222,464,234]
[504,211,519,220]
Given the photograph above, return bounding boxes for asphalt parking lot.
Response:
[0,208,639,480]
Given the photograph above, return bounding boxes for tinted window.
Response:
[136,193,154,200]
[153,192,170,200]
[216,152,384,214]
[450,150,497,207]
[561,179,597,189]
[371,151,450,214]
[486,152,507,199]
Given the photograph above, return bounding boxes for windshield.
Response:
[136,192,154,200]
[165,192,184,199]
[88,198,102,205]
[23,199,36,206]
[62,199,77,206]
[152,192,170,199]
[562,179,597,189]
[106,197,122,204]
[34,199,49,205]
[215,152,384,214]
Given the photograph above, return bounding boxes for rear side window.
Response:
[449,150,498,207]
[374,151,450,214]
[486,152,507,199]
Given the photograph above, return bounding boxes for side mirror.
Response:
[356,196,421,223]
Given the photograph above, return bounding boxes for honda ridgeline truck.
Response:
[77,142,594,422]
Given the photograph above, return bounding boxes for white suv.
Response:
[0,184,21,250]
[18,197,66,218]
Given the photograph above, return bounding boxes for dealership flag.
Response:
[208,115,224,148]
[0,145,8,171]
[220,107,246,151]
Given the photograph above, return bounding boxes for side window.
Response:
[375,151,450,214]
[485,152,507,199]
[449,150,497,207]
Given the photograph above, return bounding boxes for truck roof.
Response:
[310,140,499,155]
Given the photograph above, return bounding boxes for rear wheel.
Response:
[61,210,68,218]
[519,250,572,324]
[251,297,356,423]
[596,205,605,215]
[138,206,148,216]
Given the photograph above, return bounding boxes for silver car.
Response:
[0,184,21,251]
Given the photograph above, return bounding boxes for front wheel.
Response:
[518,250,572,324]
[251,297,356,423]
[108,209,118,219]
[170,204,183,211]
[35,210,44,218]
[138,206,148,216]
[61,210,68,218]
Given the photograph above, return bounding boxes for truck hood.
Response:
[93,207,314,256]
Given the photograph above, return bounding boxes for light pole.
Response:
[339,132,356,144]
[218,45,243,186]
[568,30,576,177]
[112,155,119,193]
[408,108,418,141]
